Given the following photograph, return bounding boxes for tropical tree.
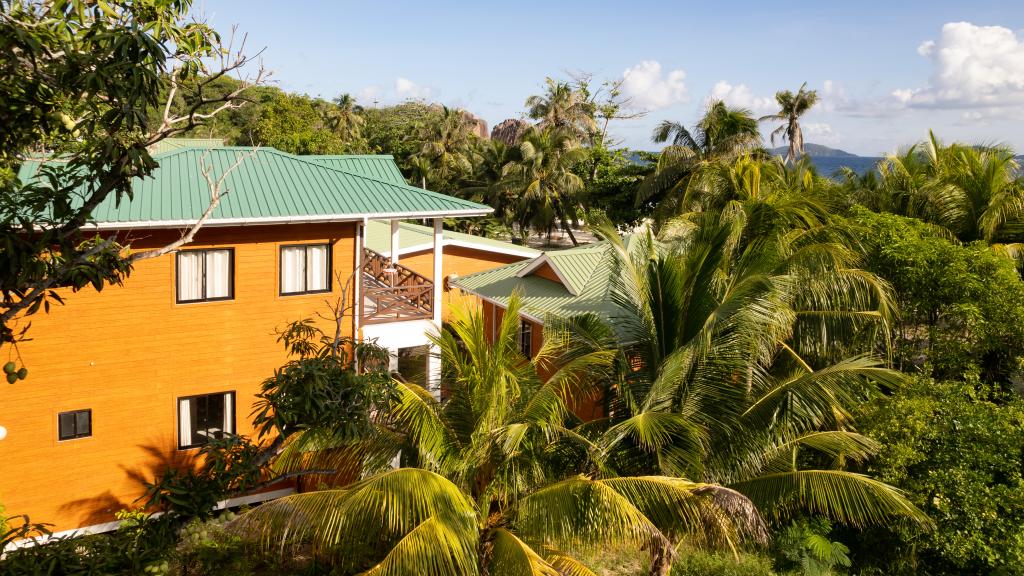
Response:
[411,106,478,192]
[672,155,839,246]
[235,296,770,576]
[844,132,1024,246]
[760,83,819,164]
[562,217,932,566]
[506,127,587,245]
[638,101,762,224]
[461,139,519,227]
[525,78,598,141]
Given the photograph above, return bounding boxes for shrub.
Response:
[853,376,1024,573]
[849,207,1024,384]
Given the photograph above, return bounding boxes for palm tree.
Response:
[411,106,477,192]
[847,132,1024,245]
[525,78,597,142]
[507,127,587,245]
[760,83,819,164]
[564,219,931,568]
[638,101,762,223]
[672,155,838,247]
[236,296,772,576]
[327,93,365,142]
[461,139,519,227]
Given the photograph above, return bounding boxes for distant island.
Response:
[768,143,859,158]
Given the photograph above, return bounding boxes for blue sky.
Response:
[200,1,1024,155]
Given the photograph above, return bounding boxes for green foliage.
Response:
[252,318,394,440]
[855,376,1024,574]
[0,511,177,575]
[584,149,657,229]
[672,548,778,576]
[850,207,1024,383]
[361,102,446,172]
[0,0,249,358]
[144,435,266,520]
[772,519,850,576]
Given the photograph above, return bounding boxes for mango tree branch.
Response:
[131,148,259,262]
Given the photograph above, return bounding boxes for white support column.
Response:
[353,220,364,340]
[428,217,444,399]
[390,219,400,265]
[432,218,443,325]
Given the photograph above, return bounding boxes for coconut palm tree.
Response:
[760,83,819,164]
[671,155,835,237]
[846,132,1024,245]
[525,78,598,142]
[411,106,478,192]
[236,296,772,576]
[560,218,931,570]
[507,127,587,245]
[236,218,931,574]
[638,101,762,224]
[327,93,365,141]
[461,139,519,227]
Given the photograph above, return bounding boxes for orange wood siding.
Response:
[530,261,564,285]
[398,246,526,320]
[0,223,356,531]
[479,301,604,421]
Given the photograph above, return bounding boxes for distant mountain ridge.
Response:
[769,143,859,158]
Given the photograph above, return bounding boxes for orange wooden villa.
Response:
[0,143,538,535]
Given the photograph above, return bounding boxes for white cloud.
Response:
[620,60,688,110]
[802,122,841,146]
[895,22,1024,108]
[358,85,383,103]
[706,81,775,114]
[395,77,432,100]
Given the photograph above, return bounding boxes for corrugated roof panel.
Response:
[453,241,623,328]
[18,147,491,225]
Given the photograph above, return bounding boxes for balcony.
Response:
[361,248,434,324]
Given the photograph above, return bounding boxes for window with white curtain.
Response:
[280,244,331,295]
[176,248,233,303]
[177,392,235,449]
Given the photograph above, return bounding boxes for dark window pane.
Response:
[58,412,75,440]
[76,411,91,436]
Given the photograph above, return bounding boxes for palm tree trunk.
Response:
[648,536,674,576]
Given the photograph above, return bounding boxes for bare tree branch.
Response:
[131,148,259,262]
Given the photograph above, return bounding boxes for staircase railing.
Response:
[361,248,434,324]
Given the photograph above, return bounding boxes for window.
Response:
[176,249,233,303]
[397,345,429,387]
[178,392,235,449]
[58,409,92,441]
[518,319,533,358]
[280,244,331,295]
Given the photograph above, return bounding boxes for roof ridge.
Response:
[262,148,485,210]
[307,154,396,159]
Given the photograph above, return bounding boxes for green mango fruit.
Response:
[2,362,15,374]
[6,373,17,384]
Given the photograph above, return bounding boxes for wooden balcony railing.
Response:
[361,248,434,324]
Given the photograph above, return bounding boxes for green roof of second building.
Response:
[452,241,623,324]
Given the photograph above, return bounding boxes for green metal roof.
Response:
[17,147,492,227]
[148,137,225,155]
[307,155,407,186]
[364,220,540,258]
[452,241,622,325]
